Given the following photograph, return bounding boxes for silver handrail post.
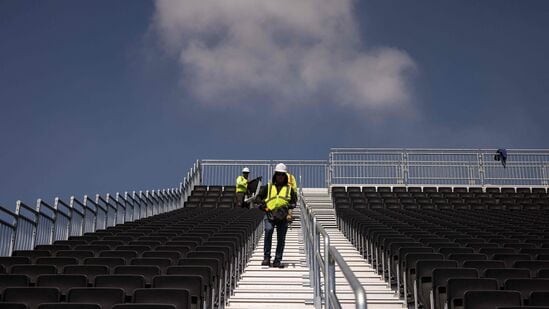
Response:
[312,215,321,308]
[324,226,331,309]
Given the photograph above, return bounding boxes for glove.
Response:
[258,203,268,212]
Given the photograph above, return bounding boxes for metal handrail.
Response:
[0,159,201,256]
[330,148,549,186]
[300,189,367,309]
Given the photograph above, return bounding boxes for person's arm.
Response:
[256,185,268,211]
[289,188,297,209]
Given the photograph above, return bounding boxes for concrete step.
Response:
[227,190,405,309]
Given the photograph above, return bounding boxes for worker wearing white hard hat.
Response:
[235,167,250,208]
[255,162,297,268]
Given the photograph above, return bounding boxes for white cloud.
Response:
[152,0,417,110]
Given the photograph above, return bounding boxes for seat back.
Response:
[446,278,497,309]
[133,288,190,309]
[432,268,478,309]
[94,275,145,298]
[483,268,530,288]
[463,290,521,309]
[3,287,60,309]
[10,265,57,284]
[68,287,125,309]
[36,274,88,295]
[504,279,549,304]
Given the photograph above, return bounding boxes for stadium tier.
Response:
[1,149,549,309]
[334,185,549,308]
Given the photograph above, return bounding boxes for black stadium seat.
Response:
[446,278,497,309]
[0,303,28,309]
[415,260,458,309]
[153,275,203,308]
[84,257,126,268]
[463,260,506,274]
[133,288,191,309]
[3,287,60,309]
[530,291,549,306]
[11,251,50,262]
[114,265,161,286]
[94,275,145,301]
[35,257,79,272]
[67,287,125,309]
[483,268,530,288]
[504,279,549,305]
[62,265,109,284]
[432,268,478,309]
[0,274,30,295]
[538,269,549,278]
[463,290,521,309]
[36,274,88,296]
[112,305,176,309]
[98,250,138,263]
[37,304,101,309]
[56,250,94,262]
[10,265,57,284]
[513,261,549,277]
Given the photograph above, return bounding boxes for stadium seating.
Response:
[0,185,262,309]
[334,186,549,309]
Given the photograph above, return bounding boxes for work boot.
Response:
[272,260,284,268]
[261,258,270,266]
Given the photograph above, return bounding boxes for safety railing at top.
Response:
[200,160,328,188]
[329,148,549,187]
[0,160,201,256]
[300,189,367,309]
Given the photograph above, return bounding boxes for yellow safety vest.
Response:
[236,175,248,193]
[287,173,297,193]
[264,183,291,211]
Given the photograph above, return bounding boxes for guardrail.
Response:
[201,160,328,188]
[330,148,549,186]
[0,160,201,256]
[300,189,367,309]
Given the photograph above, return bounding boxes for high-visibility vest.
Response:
[236,175,248,193]
[287,173,297,193]
[264,183,291,211]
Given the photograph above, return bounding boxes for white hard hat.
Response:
[274,163,287,173]
[242,167,250,173]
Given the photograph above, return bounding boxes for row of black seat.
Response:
[0,287,190,309]
[192,186,236,193]
[185,187,238,208]
[333,186,549,210]
[333,186,548,194]
[335,186,549,309]
[0,188,264,309]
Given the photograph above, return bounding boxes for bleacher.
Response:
[0,186,263,309]
[2,150,549,309]
[334,186,549,309]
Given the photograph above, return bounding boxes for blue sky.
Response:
[1,0,548,209]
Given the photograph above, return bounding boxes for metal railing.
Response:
[300,190,367,309]
[201,160,328,188]
[0,160,201,256]
[2,148,548,256]
[330,148,549,187]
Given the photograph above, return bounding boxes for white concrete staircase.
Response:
[303,188,405,309]
[226,205,314,309]
[226,188,404,309]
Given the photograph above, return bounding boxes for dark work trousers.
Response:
[236,192,246,208]
[263,215,289,262]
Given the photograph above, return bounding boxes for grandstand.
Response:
[1,148,548,309]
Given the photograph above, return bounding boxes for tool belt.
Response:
[268,206,289,222]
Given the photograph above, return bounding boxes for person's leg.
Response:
[263,216,274,265]
[273,220,289,267]
[236,192,244,208]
